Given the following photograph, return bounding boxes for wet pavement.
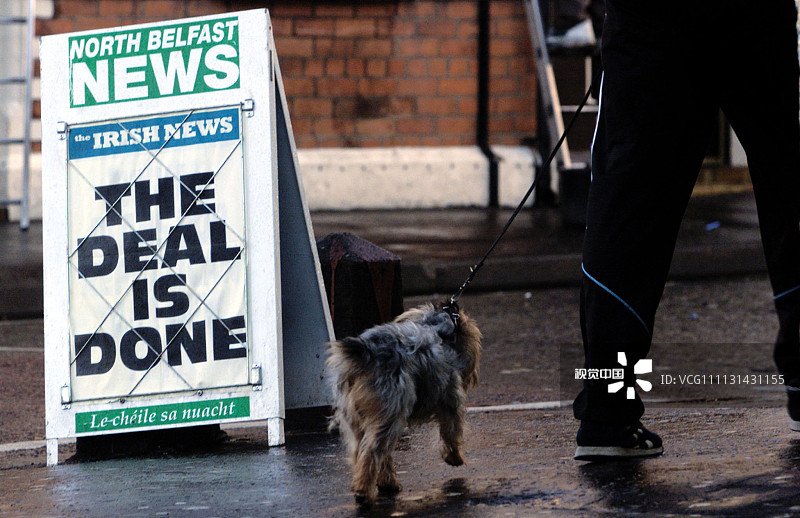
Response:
[5,191,800,516]
[5,407,800,517]
[4,276,800,516]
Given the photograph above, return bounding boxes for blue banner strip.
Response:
[69,107,240,160]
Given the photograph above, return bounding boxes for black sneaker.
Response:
[574,421,663,461]
[787,384,800,431]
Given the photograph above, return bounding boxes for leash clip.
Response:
[441,299,461,331]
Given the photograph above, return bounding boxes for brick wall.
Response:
[35,0,538,149]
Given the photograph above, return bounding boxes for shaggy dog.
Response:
[327,301,482,505]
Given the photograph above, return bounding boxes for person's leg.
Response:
[717,1,800,421]
[574,1,718,432]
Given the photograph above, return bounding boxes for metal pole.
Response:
[476,0,498,207]
[20,0,34,230]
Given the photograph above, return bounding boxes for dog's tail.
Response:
[327,336,371,370]
[326,336,379,445]
[326,336,374,409]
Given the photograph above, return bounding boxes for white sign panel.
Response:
[67,107,247,401]
[41,9,334,466]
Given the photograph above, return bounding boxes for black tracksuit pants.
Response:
[574,0,800,425]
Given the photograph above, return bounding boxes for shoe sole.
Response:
[791,419,800,432]
[574,445,663,461]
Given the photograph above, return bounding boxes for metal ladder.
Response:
[0,0,35,230]
[523,0,599,193]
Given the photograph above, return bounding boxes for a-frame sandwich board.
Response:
[40,9,333,466]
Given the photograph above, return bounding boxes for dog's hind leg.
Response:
[352,428,383,504]
[437,382,466,467]
[339,413,363,467]
[351,439,375,504]
[352,420,403,504]
[376,452,402,495]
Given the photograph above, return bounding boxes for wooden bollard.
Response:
[316,232,404,339]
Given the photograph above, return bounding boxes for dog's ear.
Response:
[330,336,369,364]
[456,312,482,388]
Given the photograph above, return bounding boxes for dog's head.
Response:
[395,301,482,389]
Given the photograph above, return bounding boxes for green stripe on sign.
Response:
[68,17,240,107]
[75,396,250,433]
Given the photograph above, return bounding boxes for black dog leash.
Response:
[447,68,602,309]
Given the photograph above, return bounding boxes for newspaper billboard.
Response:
[41,10,333,465]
